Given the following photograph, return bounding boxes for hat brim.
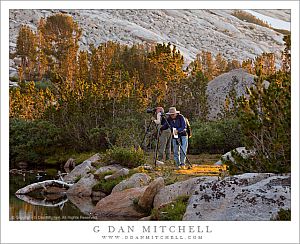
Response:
[166,111,180,115]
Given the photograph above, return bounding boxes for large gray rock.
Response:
[215,147,255,165]
[67,194,96,216]
[138,177,165,210]
[153,177,217,209]
[66,173,97,197]
[207,69,256,120]
[94,164,123,175]
[104,168,129,181]
[183,173,291,221]
[64,158,76,170]
[92,187,147,220]
[112,173,151,193]
[63,154,100,183]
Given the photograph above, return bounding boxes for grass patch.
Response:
[74,175,82,183]
[151,195,190,220]
[92,176,126,194]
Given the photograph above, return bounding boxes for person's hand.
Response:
[151,116,155,121]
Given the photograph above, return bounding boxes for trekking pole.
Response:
[153,125,160,168]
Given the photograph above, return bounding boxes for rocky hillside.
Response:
[9,9,290,69]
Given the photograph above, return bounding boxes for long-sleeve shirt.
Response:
[161,114,187,137]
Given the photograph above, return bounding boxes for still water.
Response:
[9,169,97,221]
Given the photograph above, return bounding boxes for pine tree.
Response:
[38,13,82,85]
[236,67,290,173]
[16,25,37,81]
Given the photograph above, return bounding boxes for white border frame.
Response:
[1,1,299,243]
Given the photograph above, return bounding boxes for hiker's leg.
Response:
[172,139,180,166]
[158,130,167,161]
[165,130,172,160]
[180,136,188,165]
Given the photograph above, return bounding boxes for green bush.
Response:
[151,195,190,220]
[272,208,291,221]
[9,118,63,166]
[103,146,145,168]
[189,119,242,154]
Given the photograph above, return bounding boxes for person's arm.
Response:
[160,117,171,131]
[177,115,186,133]
[153,112,161,125]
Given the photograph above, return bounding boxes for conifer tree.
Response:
[38,13,81,85]
[16,25,37,81]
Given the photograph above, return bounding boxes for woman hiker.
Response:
[152,107,172,162]
[161,107,188,169]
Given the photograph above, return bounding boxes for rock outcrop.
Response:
[9,9,289,71]
[183,173,291,221]
[94,164,123,175]
[92,187,147,220]
[66,173,97,197]
[215,146,255,165]
[63,154,100,183]
[153,177,217,209]
[138,177,165,210]
[112,173,151,193]
[64,158,76,173]
[104,168,129,181]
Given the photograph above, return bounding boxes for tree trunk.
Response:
[15,180,73,195]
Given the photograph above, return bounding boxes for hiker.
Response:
[161,107,188,169]
[152,107,172,161]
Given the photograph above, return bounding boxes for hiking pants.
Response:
[158,129,172,161]
[172,136,188,166]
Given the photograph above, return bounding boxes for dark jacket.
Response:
[161,114,187,137]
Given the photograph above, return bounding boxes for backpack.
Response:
[184,117,192,138]
[179,115,192,138]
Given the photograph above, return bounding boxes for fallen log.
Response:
[15,194,68,208]
[15,180,73,195]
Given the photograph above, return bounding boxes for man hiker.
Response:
[152,107,172,161]
[161,107,188,169]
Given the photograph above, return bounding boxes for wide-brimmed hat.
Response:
[166,107,180,115]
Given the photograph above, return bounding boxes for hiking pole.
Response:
[153,124,160,168]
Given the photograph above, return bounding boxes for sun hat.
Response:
[166,107,180,115]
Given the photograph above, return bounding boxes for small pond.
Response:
[9,167,97,221]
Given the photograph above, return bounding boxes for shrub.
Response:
[9,118,63,167]
[151,195,190,220]
[236,70,290,173]
[272,208,291,221]
[103,146,146,168]
[189,119,242,154]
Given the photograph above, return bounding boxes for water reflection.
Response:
[9,169,97,221]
